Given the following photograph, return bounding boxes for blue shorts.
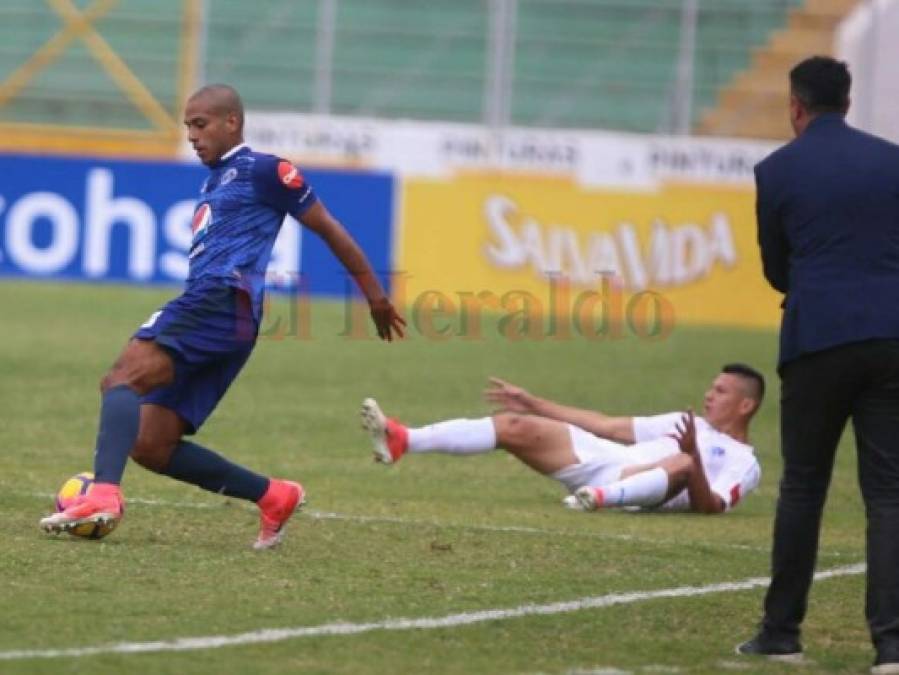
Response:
[134,280,258,434]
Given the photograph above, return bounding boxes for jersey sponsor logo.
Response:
[191,202,212,238]
[711,446,725,457]
[188,242,205,260]
[277,160,304,189]
[220,167,238,186]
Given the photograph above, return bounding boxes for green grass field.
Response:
[0,280,872,674]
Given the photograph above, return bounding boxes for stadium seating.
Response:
[698,0,861,139]
[328,0,487,121]
[0,0,837,137]
[204,1,319,111]
[511,1,806,131]
[0,0,182,130]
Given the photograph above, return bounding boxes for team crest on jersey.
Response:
[277,160,304,189]
[220,167,238,186]
[191,203,212,238]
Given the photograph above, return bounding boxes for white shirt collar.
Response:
[220,143,248,161]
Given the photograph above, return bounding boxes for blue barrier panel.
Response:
[0,153,395,296]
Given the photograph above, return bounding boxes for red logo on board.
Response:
[277,161,303,189]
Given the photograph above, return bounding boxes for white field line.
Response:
[0,562,865,661]
[25,491,850,558]
[28,491,765,553]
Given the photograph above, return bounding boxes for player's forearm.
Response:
[527,398,624,441]
[326,231,388,303]
[686,458,725,514]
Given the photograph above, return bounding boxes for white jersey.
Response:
[631,413,761,511]
[554,413,760,512]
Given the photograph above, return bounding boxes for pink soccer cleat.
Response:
[40,482,124,535]
[254,479,305,550]
[360,398,408,464]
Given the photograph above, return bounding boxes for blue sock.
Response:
[93,385,141,485]
[163,440,269,502]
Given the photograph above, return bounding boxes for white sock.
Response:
[407,418,497,455]
[595,467,669,508]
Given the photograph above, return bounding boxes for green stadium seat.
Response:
[0,0,802,134]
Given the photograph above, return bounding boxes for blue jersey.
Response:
[187,144,317,321]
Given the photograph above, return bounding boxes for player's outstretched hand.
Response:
[484,377,533,413]
[672,408,698,457]
[369,297,406,341]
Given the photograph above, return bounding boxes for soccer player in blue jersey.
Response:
[40,84,405,549]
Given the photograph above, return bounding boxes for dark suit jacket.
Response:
[755,113,899,367]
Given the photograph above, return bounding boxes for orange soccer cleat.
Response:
[254,479,305,550]
[40,482,124,536]
[360,398,408,464]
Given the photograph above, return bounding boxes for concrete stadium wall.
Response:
[837,0,899,144]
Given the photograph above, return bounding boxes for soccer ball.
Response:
[55,472,118,540]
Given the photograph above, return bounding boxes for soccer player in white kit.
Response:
[361,364,763,514]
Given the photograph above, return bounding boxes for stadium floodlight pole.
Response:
[483,0,517,132]
[314,0,337,114]
[672,0,698,135]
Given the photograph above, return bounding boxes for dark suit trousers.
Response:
[763,339,899,649]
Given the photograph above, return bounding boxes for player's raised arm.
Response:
[672,410,725,514]
[299,201,405,341]
[484,377,635,443]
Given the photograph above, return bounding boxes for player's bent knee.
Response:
[494,413,538,450]
[100,370,128,393]
[130,437,178,473]
[663,454,695,487]
[100,344,175,395]
[100,370,152,395]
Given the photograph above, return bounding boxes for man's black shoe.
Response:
[735,632,803,662]
[872,643,899,674]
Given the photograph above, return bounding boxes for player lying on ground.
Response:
[40,84,404,549]
[362,364,763,513]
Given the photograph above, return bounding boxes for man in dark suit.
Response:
[736,56,899,674]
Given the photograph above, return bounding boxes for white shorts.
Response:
[551,425,690,509]
[550,425,636,493]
